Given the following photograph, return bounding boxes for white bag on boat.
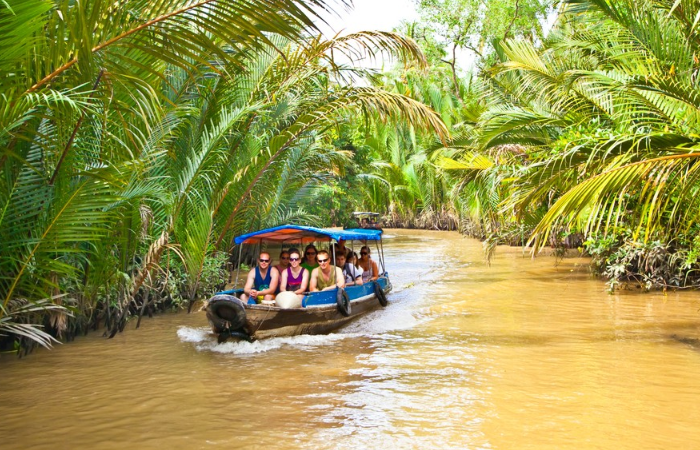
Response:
[275,291,302,309]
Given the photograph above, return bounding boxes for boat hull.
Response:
[244,291,383,339]
[207,277,391,340]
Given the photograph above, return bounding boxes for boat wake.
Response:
[177,326,357,354]
[178,286,427,355]
[339,302,421,335]
[178,303,424,355]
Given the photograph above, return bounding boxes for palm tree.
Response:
[451,0,700,256]
[0,0,348,346]
[0,0,450,350]
[343,61,469,228]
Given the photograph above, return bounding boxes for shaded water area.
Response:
[2,229,700,449]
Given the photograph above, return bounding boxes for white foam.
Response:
[177,326,358,354]
[176,326,210,343]
[177,286,428,354]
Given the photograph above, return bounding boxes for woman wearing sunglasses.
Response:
[279,250,309,295]
[301,244,319,272]
[274,250,290,276]
[240,252,279,304]
[357,245,379,283]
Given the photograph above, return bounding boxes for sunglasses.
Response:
[360,251,368,255]
[289,257,300,261]
[259,258,270,263]
[306,252,316,255]
[280,256,289,260]
[317,258,329,263]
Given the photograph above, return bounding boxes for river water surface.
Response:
[2,230,700,449]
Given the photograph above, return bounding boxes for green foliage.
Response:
[368,0,700,291]
[582,227,700,291]
[0,0,448,351]
[413,0,555,66]
[583,235,698,292]
[474,0,700,255]
[162,250,229,309]
[298,179,360,227]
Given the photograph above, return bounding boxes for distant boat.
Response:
[348,211,382,230]
[206,225,391,342]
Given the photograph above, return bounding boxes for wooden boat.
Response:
[206,225,391,342]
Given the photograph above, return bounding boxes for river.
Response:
[1,229,700,449]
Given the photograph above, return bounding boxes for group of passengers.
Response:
[359,217,380,229]
[240,242,379,304]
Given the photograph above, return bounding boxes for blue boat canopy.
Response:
[234,225,383,245]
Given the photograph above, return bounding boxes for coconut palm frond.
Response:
[0,298,70,349]
[529,152,700,250]
[318,30,427,69]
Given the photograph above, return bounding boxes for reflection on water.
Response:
[1,230,700,449]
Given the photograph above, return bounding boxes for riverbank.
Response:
[2,229,700,449]
[386,214,700,293]
[3,223,695,357]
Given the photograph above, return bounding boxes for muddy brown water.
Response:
[2,229,700,449]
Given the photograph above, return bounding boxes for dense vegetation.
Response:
[4,0,700,353]
[0,0,447,352]
[323,0,700,292]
